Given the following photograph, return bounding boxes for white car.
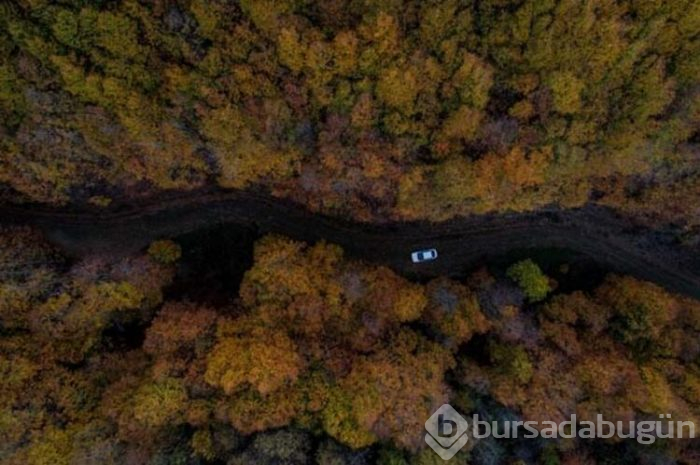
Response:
[411,248,438,263]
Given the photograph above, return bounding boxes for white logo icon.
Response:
[425,404,469,460]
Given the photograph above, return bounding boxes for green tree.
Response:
[147,240,182,265]
[507,259,551,302]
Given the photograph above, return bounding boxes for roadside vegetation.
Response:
[0,0,698,230]
[1,227,698,464]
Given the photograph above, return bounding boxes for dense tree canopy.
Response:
[1,1,699,461]
[0,228,698,464]
[0,0,698,230]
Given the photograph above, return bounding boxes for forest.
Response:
[0,226,698,464]
[1,1,700,463]
[0,0,699,229]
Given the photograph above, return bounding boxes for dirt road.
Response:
[2,190,699,298]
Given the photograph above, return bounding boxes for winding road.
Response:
[2,190,700,299]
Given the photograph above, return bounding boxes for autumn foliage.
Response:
[0,227,698,464]
[0,0,698,230]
